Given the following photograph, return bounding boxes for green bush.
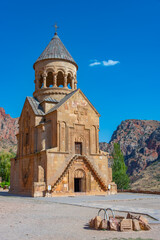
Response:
[0,181,10,188]
[0,151,15,182]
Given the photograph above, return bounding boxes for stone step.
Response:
[52,154,108,191]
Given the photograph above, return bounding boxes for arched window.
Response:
[46,72,53,87]
[39,74,43,88]
[67,73,72,89]
[57,71,64,88]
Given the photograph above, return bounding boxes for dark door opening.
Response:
[74,178,82,192]
[75,142,82,155]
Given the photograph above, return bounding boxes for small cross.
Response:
[74,108,87,122]
[53,23,59,34]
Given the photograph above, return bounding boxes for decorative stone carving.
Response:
[74,106,87,122]
[74,169,85,178]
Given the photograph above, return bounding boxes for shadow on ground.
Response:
[0,190,31,198]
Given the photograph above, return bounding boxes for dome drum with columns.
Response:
[33,33,78,102]
[34,60,77,102]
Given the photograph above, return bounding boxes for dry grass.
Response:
[131,160,160,191]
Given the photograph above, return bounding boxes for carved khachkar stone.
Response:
[10,30,117,197]
[120,219,133,232]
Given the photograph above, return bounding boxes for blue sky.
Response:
[0,0,160,142]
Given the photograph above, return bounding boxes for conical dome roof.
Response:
[34,33,78,69]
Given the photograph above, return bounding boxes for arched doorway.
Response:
[74,169,86,192]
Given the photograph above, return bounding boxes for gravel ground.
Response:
[0,191,160,240]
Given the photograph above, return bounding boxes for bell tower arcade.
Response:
[33,32,78,102]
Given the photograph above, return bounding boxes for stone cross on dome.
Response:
[53,23,59,35]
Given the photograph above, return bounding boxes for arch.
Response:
[39,74,43,89]
[46,71,53,87]
[56,68,65,75]
[46,67,55,74]
[67,73,72,89]
[67,70,73,77]
[57,71,64,88]
[37,68,43,77]
[74,169,85,178]
[74,168,86,192]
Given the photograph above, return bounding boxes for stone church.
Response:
[10,30,117,197]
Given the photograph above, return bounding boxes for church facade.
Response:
[10,31,117,197]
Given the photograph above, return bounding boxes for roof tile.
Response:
[27,90,78,116]
[34,34,77,68]
[27,97,44,116]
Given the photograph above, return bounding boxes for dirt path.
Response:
[0,192,160,240]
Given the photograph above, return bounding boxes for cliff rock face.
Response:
[100,119,160,176]
[0,107,19,153]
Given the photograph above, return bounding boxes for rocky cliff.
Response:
[0,107,19,153]
[100,119,160,178]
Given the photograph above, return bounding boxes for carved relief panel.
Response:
[69,125,90,155]
[68,159,91,193]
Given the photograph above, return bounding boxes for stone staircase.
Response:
[51,154,108,191]
[48,154,74,188]
[83,155,108,190]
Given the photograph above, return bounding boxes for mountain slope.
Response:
[100,119,160,176]
[0,107,18,153]
[131,160,160,191]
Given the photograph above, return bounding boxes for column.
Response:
[64,74,68,88]
[41,125,46,150]
[42,73,47,88]
[71,77,74,90]
[53,73,57,87]
[74,80,77,90]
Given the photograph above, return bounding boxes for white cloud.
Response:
[102,60,120,66]
[89,61,101,67]
[89,59,120,67]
